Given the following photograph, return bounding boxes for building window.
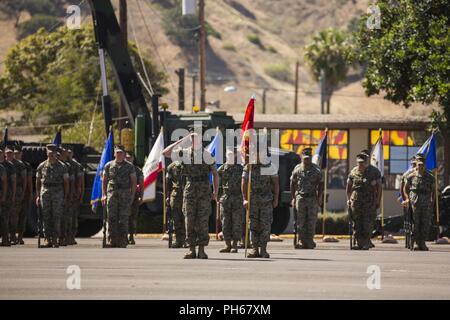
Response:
[280,129,348,189]
[370,130,444,189]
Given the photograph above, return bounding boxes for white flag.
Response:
[370,137,384,178]
[142,131,165,202]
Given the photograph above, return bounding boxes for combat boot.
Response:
[1,236,10,247]
[230,240,238,253]
[219,241,232,253]
[42,239,52,248]
[128,234,135,245]
[260,244,270,259]
[184,246,197,259]
[247,246,259,258]
[17,235,25,245]
[59,237,67,247]
[171,242,183,248]
[197,245,208,259]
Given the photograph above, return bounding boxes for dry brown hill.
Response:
[0,0,436,123]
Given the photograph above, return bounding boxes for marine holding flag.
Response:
[101,145,136,248]
[403,133,437,251]
[162,125,219,259]
[240,96,280,258]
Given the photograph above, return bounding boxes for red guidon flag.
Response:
[143,131,165,202]
[240,94,255,157]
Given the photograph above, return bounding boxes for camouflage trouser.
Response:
[41,189,64,241]
[295,196,318,245]
[71,199,80,239]
[61,197,73,241]
[107,190,131,245]
[9,189,23,240]
[249,201,273,247]
[183,194,211,247]
[171,195,185,244]
[18,198,31,236]
[412,204,432,245]
[129,199,140,235]
[0,203,9,243]
[220,195,243,242]
[351,202,373,248]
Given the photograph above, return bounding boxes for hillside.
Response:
[0,0,435,125]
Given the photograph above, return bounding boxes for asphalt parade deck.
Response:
[1,237,449,300]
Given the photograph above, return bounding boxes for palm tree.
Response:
[304,28,352,114]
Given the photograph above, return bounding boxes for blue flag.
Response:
[312,130,328,169]
[90,131,114,210]
[206,130,221,183]
[415,133,437,171]
[53,130,62,146]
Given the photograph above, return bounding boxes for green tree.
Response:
[0,0,64,26]
[0,25,167,132]
[304,28,352,114]
[16,14,59,40]
[355,0,450,183]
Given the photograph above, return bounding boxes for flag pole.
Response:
[322,128,328,239]
[245,163,252,258]
[435,170,440,235]
[215,126,220,241]
[379,128,385,240]
[161,127,167,235]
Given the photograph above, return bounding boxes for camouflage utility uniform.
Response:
[181,147,216,258]
[18,160,33,244]
[60,160,74,245]
[290,162,322,249]
[405,169,435,249]
[129,164,143,242]
[1,160,16,245]
[243,163,278,255]
[10,158,26,244]
[218,163,243,250]
[69,158,84,243]
[36,159,68,245]
[103,159,136,247]
[0,163,8,246]
[166,161,185,247]
[347,165,381,249]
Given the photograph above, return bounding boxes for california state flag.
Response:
[142,131,165,202]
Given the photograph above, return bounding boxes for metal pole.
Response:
[192,73,197,108]
[118,0,127,135]
[198,0,206,111]
[262,89,267,114]
[320,69,325,115]
[294,61,299,114]
[176,68,185,111]
[245,164,252,258]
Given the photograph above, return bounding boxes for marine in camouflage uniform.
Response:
[68,148,85,245]
[404,156,435,251]
[36,144,69,248]
[0,149,16,246]
[15,146,33,245]
[126,152,143,245]
[242,156,279,259]
[346,152,381,250]
[162,130,219,259]
[6,147,26,245]
[58,146,74,247]
[102,145,136,248]
[0,149,9,246]
[290,148,323,249]
[166,160,186,248]
[218,149,244,253]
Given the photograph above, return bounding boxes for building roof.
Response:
[230,113,431,130]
